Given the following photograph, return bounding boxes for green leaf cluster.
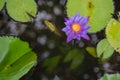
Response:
[0,36,37,80]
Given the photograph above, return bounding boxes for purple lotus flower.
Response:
[62,13,90,43]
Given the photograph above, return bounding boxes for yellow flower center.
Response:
[72,23,81,32]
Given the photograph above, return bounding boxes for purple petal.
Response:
[66,30,71,35]
[64,16,74,26]
[82,17,89,25]
[77,34,81,37]
[69,19,74,24]
[84,26,91,30]
[81,31,86,35]
[66,33,74,43]
[86,16,89,21]
[64,22,69,25]
[66,26,71,30]
[74,16,82,22]
[73,34,81,40]
[82,20,88,26]
[76,13,80,17]
[79,18,85,23]
[76,36,81,40]
[86,16,90,21]
[62,27,68,32]
[81,34,90,40]
[64,18,68,21]
[70,16,74,21]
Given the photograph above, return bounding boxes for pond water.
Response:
[0,0,120,80]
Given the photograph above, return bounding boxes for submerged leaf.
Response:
[70,54,84,70]
[106,19,120,53]
[64,49,84,70]
[43,56,60,72]
[66,0,114,32]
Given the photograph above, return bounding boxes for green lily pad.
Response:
[100,73,120,80]
[6,0,37,22]
[0,0,5,11]
[0,36,37,80]
[97,39,114,59]
[106,19,120,53]
[66,0,114,33]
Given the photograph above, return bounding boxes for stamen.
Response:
[72,23,81,32]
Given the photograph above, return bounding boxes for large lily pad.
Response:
[0,36,37,80]
[0,0,5,10]
[66,0,114,33]
[106,19,120,53]
[6,0,37,22]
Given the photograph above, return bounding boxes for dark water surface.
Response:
[0,0,120,80]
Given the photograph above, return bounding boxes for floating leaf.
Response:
[100,73,120,80]
[64,49,84,70]
[97,39,114,59]
[0,0,5,11]
[106,19,120,53]
[66,0,114,33]
[0,36,37,80]
[43,56,60,72]
[6,0,37,22]
[86,47,97,58]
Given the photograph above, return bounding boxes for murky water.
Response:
[0,0,120,80]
